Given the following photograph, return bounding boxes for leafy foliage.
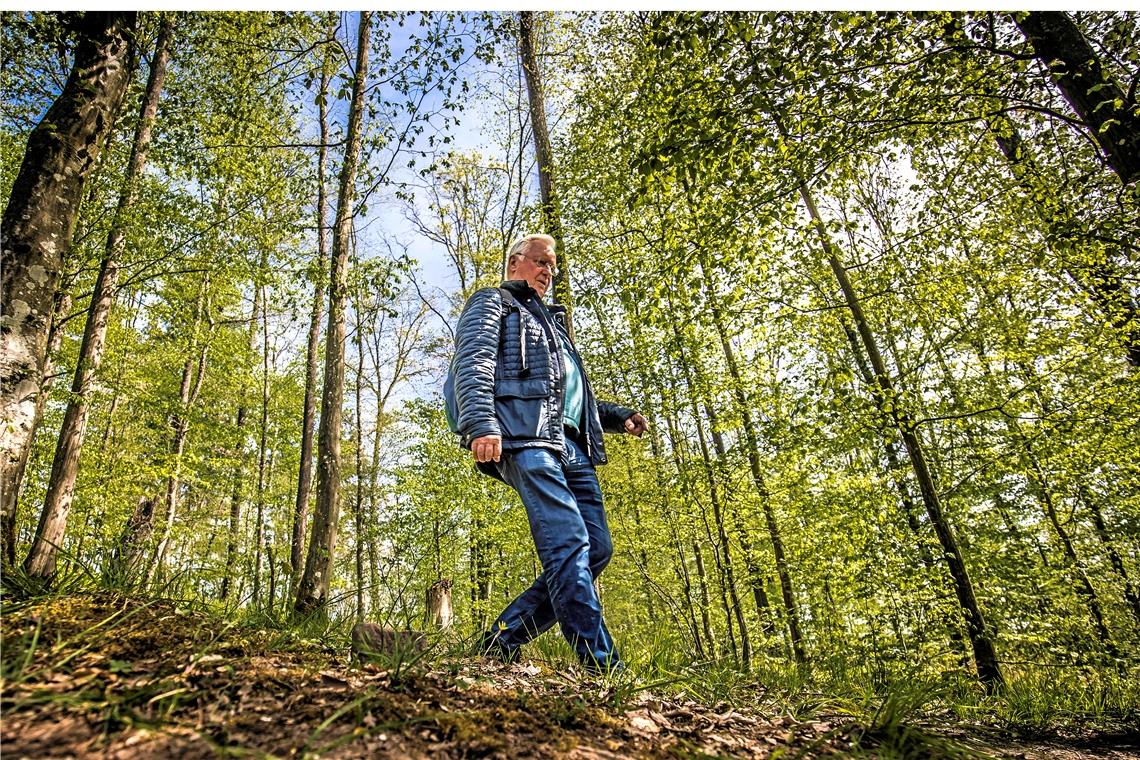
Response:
[3,10,1138,741]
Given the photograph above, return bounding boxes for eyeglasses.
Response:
[514,253,559,277]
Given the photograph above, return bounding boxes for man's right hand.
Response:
[471,434,502,463]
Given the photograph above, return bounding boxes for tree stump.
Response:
[426,578,453,630]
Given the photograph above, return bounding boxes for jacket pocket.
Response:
[494,378,549,440]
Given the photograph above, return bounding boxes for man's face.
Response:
[508,242,557,298]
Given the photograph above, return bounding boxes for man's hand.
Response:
[471,434,502,463]
[623,413,649,437]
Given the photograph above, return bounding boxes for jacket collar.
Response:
[500,279,567,316]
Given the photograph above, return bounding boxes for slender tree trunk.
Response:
[267,540,278,615]
[1,12,136,568]
[220,260,263,600]
[146,277,209,587]
[795,173,1003,688]
[1079,486,1140,625]
[988,361,1117,651]
[622,297,710,656]
[1014,11,1140,186]
[368,385,383,616]
[25,18,173,581]
[761,87,1002,685]
[518,11,571,316]
[1025,453,1115,649]
[98,290,141,457]
[293,13,336,592]
[700,404,752,670]
[470,510,485,629]
[840,320,972,663]
[691,242,804,660]
[296,11,372,613]
[686,542,711,659]
[253,282,271,610]
[353,314,366,620]
[661,351,720,661]
[586,297,659,619]
[667,298,750,669]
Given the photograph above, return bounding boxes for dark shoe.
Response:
[478,630,519,664]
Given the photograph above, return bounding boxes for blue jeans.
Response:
[485,436,620,671]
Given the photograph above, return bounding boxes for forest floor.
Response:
[2,593,1138,759]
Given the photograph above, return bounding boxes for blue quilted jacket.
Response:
[453,279,635,467]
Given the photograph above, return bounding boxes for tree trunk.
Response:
[106,495,156,584]
[691,541,717,659]
[427,578,454,630]
[585,297,659,620]
[296,11,372,614]
[368,379,384,617]
[353,314,366,620]
[796,174,1003,689]
[25,17,173,581]
[841,319,973,666]
[691,241,804,660]
[984,355,1118,652]
[1,11,137,569]
[146,277,209,587]
[761,89,1003,686]
[1079,486,1140,625]
[1014,11,1140,186]
[667,295,751,669]
[699,403,752,671]
[293,13,337,593]
[253,282,271,610]
[2,286,72,567]
[220,260,263,601]
[660,344,721,661]
[518,11,571,317]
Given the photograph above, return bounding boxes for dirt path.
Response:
[2,594,1136,758]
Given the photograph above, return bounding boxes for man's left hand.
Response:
[623,413,649,437]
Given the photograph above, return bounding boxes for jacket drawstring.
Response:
[518,306,529,376]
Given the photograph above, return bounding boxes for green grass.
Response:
[995,664,1140,731]
[6,567,1137,745]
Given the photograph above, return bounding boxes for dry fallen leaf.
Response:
[647,709,674,730]
[319,670,349,686]
[626,709,661,734]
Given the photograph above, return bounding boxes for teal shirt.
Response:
[559,332,585,432]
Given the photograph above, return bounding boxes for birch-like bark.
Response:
[220,258,263,600]
[27,17,174,580]
[1,12,136,567]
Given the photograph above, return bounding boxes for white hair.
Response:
[503,234,556,279]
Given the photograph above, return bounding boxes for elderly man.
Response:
[452,233,648,673]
